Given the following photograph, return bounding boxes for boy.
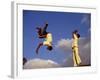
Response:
[36,22,53,54]
[72,30,81,67]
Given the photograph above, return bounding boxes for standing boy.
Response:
[72,30,81,67]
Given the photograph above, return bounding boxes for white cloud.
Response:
[80,14,91,35]
[23,58,61,69]
[55,39,72,52]
[81,16,87,24]
[55,37,91,67]
[81,14,90,26]
[24,37,91,68]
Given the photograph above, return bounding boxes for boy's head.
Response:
[72,30,80,38]
[73,30,78,34]
[77,33,80,38]
[47,46,53,51]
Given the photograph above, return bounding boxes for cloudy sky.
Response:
[23,10,91,69]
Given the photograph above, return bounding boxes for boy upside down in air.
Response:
[36,22,53,54]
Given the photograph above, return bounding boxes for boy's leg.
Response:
[36,27,43,37]
[73,49,77,67]
[36,23,48,38]
[42,23,48,35]
[36,43,43,54]
[74,47,81,66]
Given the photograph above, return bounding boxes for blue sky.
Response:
[23,10,91,65]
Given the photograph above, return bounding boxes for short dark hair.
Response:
[73,30,78,33]
[47,46,53,51]
[77,34,80,38]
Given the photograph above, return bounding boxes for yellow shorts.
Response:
[43,41,52,46]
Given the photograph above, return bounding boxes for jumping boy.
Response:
[36,22,53,54]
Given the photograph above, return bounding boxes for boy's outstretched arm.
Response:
[36,43,43,54]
